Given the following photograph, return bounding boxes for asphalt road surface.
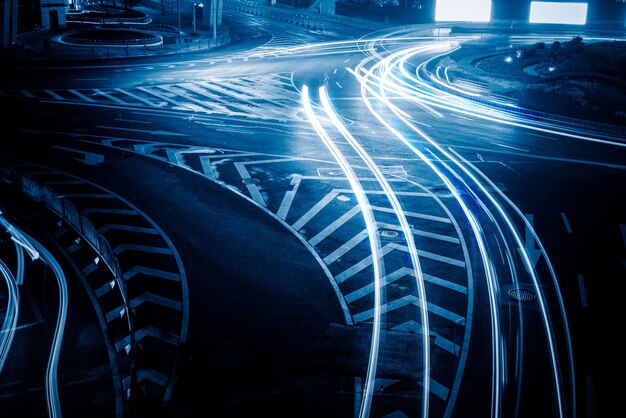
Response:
[1,7,624,418]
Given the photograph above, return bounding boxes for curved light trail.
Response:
[318,86,432,418]
[0,257,19,375]
[302,85,385,418]
[338,32,585,418]
[0,216,68,418]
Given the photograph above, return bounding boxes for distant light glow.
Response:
[504,56,513,63]
[529,2,588,25]
[435,0,492,22]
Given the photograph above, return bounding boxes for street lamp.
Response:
[192,2,203,35]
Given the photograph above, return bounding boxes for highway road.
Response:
[1,5,624,418]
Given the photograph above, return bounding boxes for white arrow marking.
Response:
[51,146,104,166]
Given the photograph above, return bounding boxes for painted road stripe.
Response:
[45,90,64,100]
[425,378,450,400]
[20,90,35,98]
[68,89,95,102]
[63,193,114,198]
[136,86,191,108]
[323,229,369,264]
[336,243,465,283]
[82,208,137,216]
[234,162,266,207]
[392,320,459,355]
[309,205,361,246]
[561,212,573,234]
[124,266,180,282]
[578,274,588,307]
[371,205,451,224]
[115,88,162,107]
[292,190,340,230]
[276,175,302,220]
[377,221,460,244]
[98,224,158,235]
[354,294,464,325]
[114,244,172,255]
[93,89,127,104]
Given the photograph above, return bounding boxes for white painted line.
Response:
[426,378,450,401]
[577,274,588,307]
[371,205,451,224]
[114,244,172,255]
[124,266,179,282]
[136,86,191,109]
[323,229,369,264]
[98,224,158,234]
[94,89,128,105]
[292,190,340,231]
[490,142,529,153]
[115,88,161,107]
[68,89,95,102]
[561,212,573,234]
[114,118,151,124]
[234,162,266,207]
[354,294,463,326]
[309,205,361,246]
[377,221,460,244]
[45,90,64,100]
[276,175,302,220]
[20,90,35,98]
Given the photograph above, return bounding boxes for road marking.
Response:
[115,88,162,107]
[560,212,573,234]
[51,146,104,165]
[336,242,465,283]
[114,117,150,124]
[371,205,451,224]
[98,224,158,234]
[323,229,369,264]
[292,190,340,230]
[20,90,35,98]
[392,320,460,355]
[577,274,588,307]
[94,89,128,105]
[114,244,172,255]
[95,125,189,136]
[68,89,95,102]
[234,162,266,206]
[425,378,450,400]
[276,175,302,220]
[63,193,114,198]
[136,86,192,109]
[115,325,179,352]
[376,221,460,244]
[489,142,529,153]
[309,205,361,246]
[82,208,138,216]
[124,266,180,282]
[353,294,464,325]
[45,90,64,100]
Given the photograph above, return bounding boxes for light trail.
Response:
[319,86,431,418]
[0,216,68,418]
[350,56,504,418]
[0,257,19,375]
[347,34,583,417]
[302,85,384,418]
